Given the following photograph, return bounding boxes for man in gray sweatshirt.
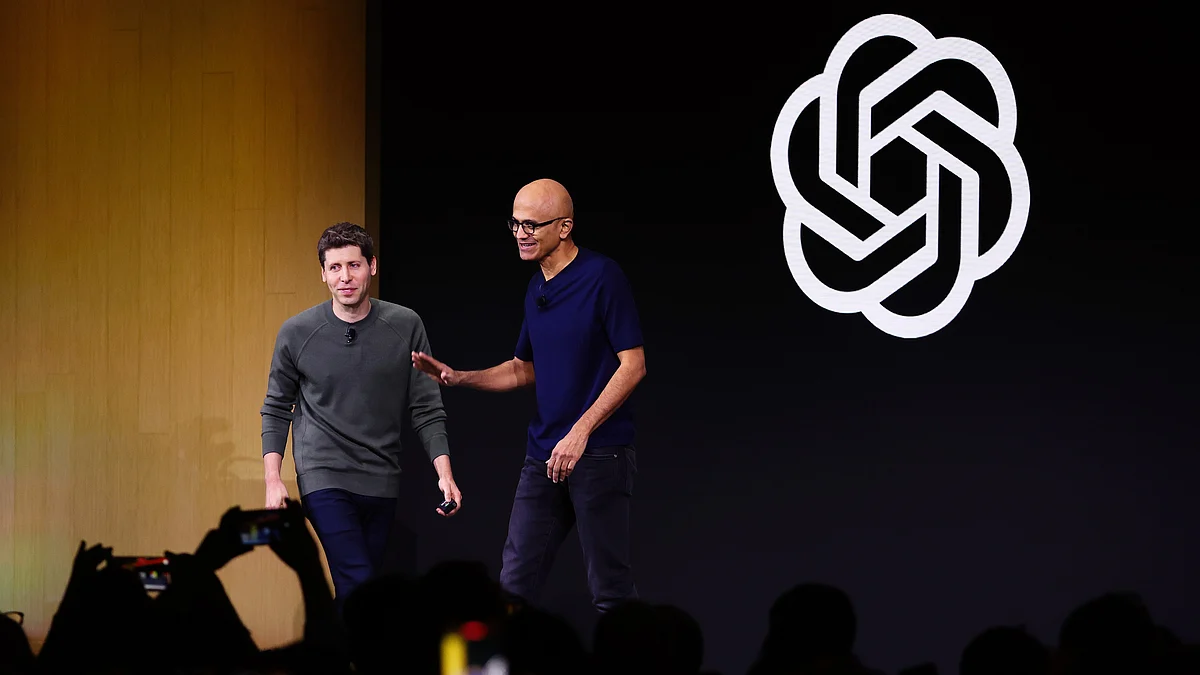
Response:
[260,221,462,608]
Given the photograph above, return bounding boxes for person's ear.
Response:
[560,219,573,239]
[370,257,378,275]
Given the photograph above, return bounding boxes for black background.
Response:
[371,3,1197,673]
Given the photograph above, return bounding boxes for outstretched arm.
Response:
[412,352,534,392]
[413,313,536,392]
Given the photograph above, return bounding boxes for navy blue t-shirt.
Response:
[514,247,644,461]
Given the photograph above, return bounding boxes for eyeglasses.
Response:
[508,216,569,235]
[3,611,23,625]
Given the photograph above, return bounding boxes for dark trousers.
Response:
[300,488,397,612]
[499,445,638,613]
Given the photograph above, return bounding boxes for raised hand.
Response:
[73,540,113,577]
[268,499,322,574]
[411,351,461,386]
[193,506,253,572]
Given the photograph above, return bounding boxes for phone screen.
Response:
[237,509,291,546]
[440,621,507,675]
[112,556,171,591]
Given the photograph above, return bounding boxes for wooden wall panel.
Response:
[0,0,22,612]
[39,4,74,608]
[13,0,49,629]
[43,4,81,604]
[16,0,47,397]
[138,0,173,438]
[109,26,142,552]
[70,0,111,550]
[233,1,266,212]
[0,0,368,651]
[200,70,236,525]
[264,0,299,295]
[45,2,79,382]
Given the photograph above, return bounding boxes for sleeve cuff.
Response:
[423,432,450,461]
[262,430,288,457]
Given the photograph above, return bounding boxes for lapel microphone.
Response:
[345,327,356,344]
[536,294,547,309]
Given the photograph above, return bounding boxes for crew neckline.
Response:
[323,297,380,330]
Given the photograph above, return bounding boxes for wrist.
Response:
[433,455,453,481]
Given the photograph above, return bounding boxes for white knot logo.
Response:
[770,14,1030,338]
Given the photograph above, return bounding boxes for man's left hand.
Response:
[438,477,462,516]
[547,429,588,483]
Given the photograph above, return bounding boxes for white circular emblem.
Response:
[770,14,1030,338]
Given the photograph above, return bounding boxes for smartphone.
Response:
[112,556,171,592]
[440,621,508,675]
[235,508,293,546]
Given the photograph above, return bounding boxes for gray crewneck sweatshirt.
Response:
[260,298,449,498]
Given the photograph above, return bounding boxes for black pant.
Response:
[300,487,396,612]
[499,445,638,613]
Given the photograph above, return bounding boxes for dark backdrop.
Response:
[371,3,1197,673]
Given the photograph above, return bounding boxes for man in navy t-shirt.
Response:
[412,178,647,612]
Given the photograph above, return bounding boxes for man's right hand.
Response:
[412,351,461,386]
[265,477,289,509]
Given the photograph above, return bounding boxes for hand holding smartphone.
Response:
[233,507,295,546]
[111,556,171,592]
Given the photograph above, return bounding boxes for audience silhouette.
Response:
[958,625,1050,675]
[0,502,1194,675]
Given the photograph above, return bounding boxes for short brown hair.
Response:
[318,222,374,267]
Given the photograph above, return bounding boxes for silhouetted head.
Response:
[71,565,156,672]
[654,604,705,675]
[592,601,705,675]
[0,611,35,674]
[594,600,662,674]
[149,562,257,672]
[762,583,857,662]
[343,573,431,675]
[504,605,588,675]
[419,560,508,631]
[959,625,1050,675]
[1057,592,1159,675]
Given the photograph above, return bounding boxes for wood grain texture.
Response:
[0,0,20,614]
[42,0,82,608]
[12,0,51,623]
[0,0,367,649]
[138,0,173,436]
[16,0,48,397]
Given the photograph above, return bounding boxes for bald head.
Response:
[513,178,574,222]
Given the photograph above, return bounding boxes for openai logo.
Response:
[770,14,1030,338]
